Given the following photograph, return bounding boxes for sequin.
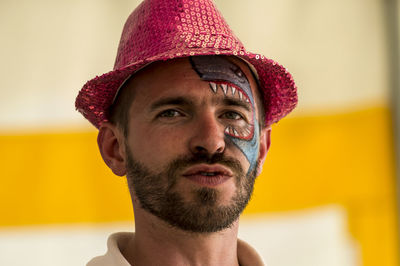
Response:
[75,0,298,129]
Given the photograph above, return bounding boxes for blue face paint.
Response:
[189,56,260,173]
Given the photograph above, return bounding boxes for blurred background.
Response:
[0,0,399,265]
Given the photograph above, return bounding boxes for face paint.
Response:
[189,56,260,173]
[209,81,254,140]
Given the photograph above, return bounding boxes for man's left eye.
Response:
[222,111,243,120]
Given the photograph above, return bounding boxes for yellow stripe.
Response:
[0,106,398,265]
[0,131,133,225]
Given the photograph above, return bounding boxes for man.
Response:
[75,0,297,265]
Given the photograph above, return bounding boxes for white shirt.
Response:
[87,232,265,266]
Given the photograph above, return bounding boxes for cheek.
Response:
[225,115,260,173]
[224,136,251,166]
[128,125,187,165]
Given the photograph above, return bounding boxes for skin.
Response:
[97,57,271,266]
[190,56,260,173]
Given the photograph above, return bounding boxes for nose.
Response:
[189,112,225,155]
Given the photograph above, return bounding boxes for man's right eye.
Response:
[158,109,182,118]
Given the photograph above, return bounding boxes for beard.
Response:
[125,147,258,234]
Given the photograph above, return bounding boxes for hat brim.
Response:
[75,48,297,128]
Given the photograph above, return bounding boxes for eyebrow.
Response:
[219,97,252,112]
[149,96,194,112]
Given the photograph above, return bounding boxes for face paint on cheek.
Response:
[226,114,260,174]
[210,82,259,174]
[190,56,260,174]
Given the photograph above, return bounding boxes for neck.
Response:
[122,205,240,266]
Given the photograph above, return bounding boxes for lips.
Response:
[182,164,233,187]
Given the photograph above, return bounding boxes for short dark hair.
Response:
[108,75,137,137]
[249,68,267,129]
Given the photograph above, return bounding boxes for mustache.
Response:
[125,145,246,190]
[166,152,244,179]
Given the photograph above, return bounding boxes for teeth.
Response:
[238,91,243,101]
[201,172,216,176]
[225,127,230,134]
[245,98,250,103]
[209,82,217,93]
[231,86,236,96]
[233,129,239,136]
[221,84,228,95]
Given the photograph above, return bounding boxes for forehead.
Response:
[126,56,260,108]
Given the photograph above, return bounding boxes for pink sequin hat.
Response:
[75,0,297,128]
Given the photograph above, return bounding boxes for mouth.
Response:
[182,164,233,187]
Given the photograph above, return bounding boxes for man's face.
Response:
[122,56,266,233]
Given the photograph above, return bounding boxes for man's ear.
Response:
[256,127,271,176]
[97,122,127,176]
